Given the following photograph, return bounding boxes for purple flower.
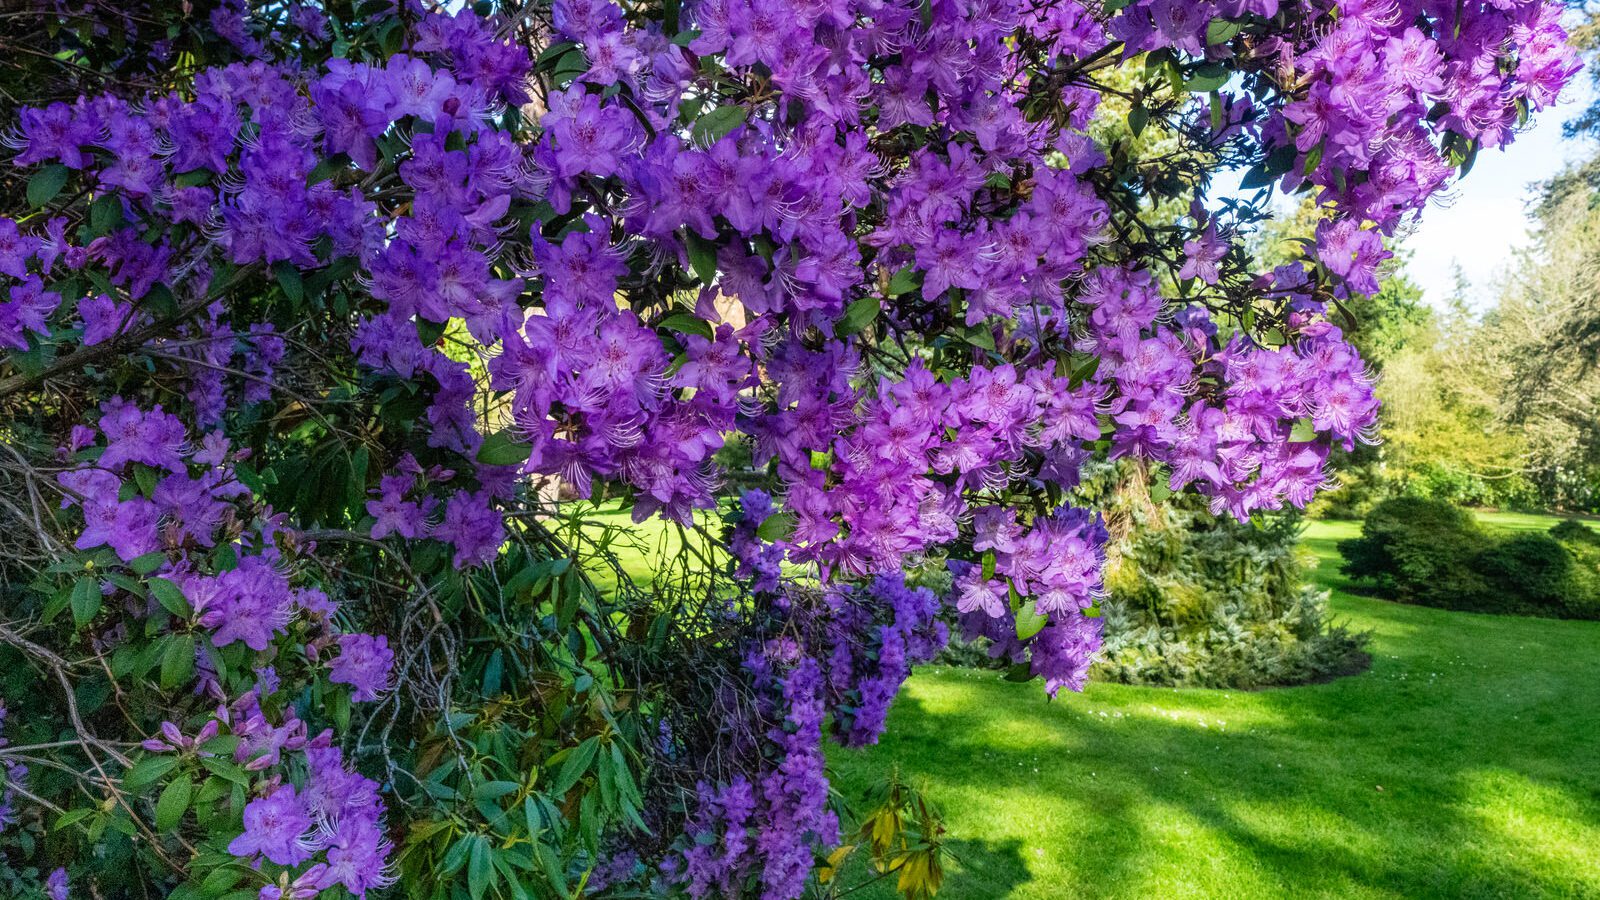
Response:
[1179,223,1227,285]
[228,785,313,867]
[46,868,68,900]
[329,634,394,702]
[434,491,505,568]
[0,276,61,351]
[96,400,188,473]
[75,497,162,562]
[366,475,425,540]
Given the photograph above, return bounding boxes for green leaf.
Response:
[1206,18,1242,45]
[148,577,192,618]
[552,47,589,86]
[657,312,713,338]
[198,735,241,757]
[155,775,192,831]
[1302,139,1325,176]
[1237,162,1277,191]
[756,511,796,543]
[1069,355,1101,388]
[684,232,718,284]
[551,736,602,796]
[885,266,918,297]
[89,193,124,235]
[1128,104,1149,138]
[274,262,304,304]
[963,325,996,352]
[837,296,880,336]
[27,164,69,208]
[128,551,167,575]
[160,633,196,690]
[133,463,158,498]
[71,577,102,628]
[53,808,96,831]
[124,754,180,792]
[1003,662,1035,683]
[477,430,533,467]
[691,105,746,146]
[1185,64,1229,93]
[416,316,446,346]
[468,835,496,900]
[198,755,250,787]
[173,169,212,188]
[1014,597,1049,641]
[473,780,522,803]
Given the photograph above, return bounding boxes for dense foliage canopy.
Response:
[0,0,1575,897]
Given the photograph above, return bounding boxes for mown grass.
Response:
[825,511,1600,899]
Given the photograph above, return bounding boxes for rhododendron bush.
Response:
[0,0,1574,897]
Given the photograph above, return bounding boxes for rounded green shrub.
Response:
[1474,533,1579,615]
[1339,497,1491,608]
[1341,500,1600,619]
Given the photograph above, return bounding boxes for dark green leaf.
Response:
[71,577,101,627]
[274,262,304,304]
[551,736,601,796]
[478,430,533,467]
[27,164,69,208]
[416,317,446,345]
[155,775,192,831]
[124,754,180,792]
[837,296,879,336]
[684,232,718,284]
[473,780,522,803]
[148,577,192,618]
[1128,105,1149,137]
[756,511,796,543]
[468,835,496,900]
[1206,18,1242,45]
[89,194,123,235]
[1185,63,1229,93]
[160,634,196,690]
[691,105,746,146]
[128,551,167,575]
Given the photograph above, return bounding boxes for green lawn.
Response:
[826,512,1600,899]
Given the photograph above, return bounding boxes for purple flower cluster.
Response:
[225,727,394,897]
[1113,0,1579,293]
[48,402,396,888]
[672,575,945,898]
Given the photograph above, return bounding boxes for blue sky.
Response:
[1403,80,1596,310]
[1212,76,1594,312]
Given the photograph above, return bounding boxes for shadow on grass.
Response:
[941,838,1031,897]
[828,618,1600,900]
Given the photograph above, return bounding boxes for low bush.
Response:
[1088,507,1370,689]
[943,488,1370,689]
[1340,500,1600,618]
[1338,497,1491,605]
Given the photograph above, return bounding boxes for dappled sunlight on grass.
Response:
[1457,769,1600,893]
[826,511,1600,898]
